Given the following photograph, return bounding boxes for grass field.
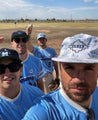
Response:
[0,22,98,54]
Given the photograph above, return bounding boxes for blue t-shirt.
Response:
[23,87,98,120]
[32,46,57,75]
[0,84,44,120]
[20,54,45,86]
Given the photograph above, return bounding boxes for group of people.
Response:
[0,24,98,120]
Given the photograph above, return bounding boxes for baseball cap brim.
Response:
[52,56,98,63]
[52,33,98,64]
[0,56,21,63]
[37,33,46,40]
[12,34,29,39]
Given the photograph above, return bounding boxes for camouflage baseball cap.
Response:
[52,33,98,63]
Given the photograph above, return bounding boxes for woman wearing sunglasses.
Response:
[0,48,44,120]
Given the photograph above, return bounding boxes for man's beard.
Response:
[62,82,94,103]
[19,52,25,55]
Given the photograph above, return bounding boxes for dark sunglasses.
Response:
[0,62,21,74]
[14,37,28,43]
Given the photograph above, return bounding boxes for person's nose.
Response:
[4,68,11,74]
[19,40,24,43]
[73,70,84,80]
[18,40,25,45]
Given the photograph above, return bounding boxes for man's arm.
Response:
[48,61,60,91]
[53,61,59,79]
[26,24,34,52]
[0,37,4,43]
[27,38,34,52]
[37,79,45,93]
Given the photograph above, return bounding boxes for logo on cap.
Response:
[2,52,8,56]
[18,31,22,34]
[69,39,88,53]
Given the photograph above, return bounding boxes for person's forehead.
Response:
[38,37,46,40]
[0,58,14,64]
[61,62,98,67]
[14,36,26,38]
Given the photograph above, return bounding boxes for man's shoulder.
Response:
[21,84,39,90]
[93,87,98,95]
[21,84,44,95]
[33,46,39,51]
[40,89,60,103]
[92,87,98,101]
[46,47,55,51]
[28,54,41,62]
[23,55,41,66]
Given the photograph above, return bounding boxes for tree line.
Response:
[0,18,98,23]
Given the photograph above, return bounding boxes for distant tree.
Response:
[25,18,30,22]
[51,18,56,21]
[20,18,25,22]
[63,19,67,22]
[35,18,37,21]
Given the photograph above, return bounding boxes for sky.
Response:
[0,0,98,20]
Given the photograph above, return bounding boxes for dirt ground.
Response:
[0,23,98,87]
[0,26,98,55]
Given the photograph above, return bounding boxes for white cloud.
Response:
[0,0,36,19]
[73,6,98,10]
[0,0,70,19]
[95,0,98,3]
[84,0,92,2]
[0,0,98,20]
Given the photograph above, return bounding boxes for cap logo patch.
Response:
[2,52,8,56]
[18,31,22,34]
[69,39,88,53]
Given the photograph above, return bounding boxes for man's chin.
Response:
[18,50,26,54]
[67,92,90,103]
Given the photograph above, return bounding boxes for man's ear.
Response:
[59,63,61,76]
[45,38,47,42]
[11,42,14,47]
[97,66,98,78]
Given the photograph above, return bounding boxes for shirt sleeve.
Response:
[31,46,38,54]
[37,59,45,80]
[22,104,49,120]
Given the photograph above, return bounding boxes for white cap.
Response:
[52,33,98,63]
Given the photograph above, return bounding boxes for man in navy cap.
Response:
[0,48,44,120]
[11,31,45,92]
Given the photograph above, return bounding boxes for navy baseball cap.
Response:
[37,33,46,40]
[52,33,98,63]
[0,48,21,63]
[11,30,29,41]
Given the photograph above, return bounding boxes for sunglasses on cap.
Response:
[14,37,28,43]
[0,62,22,74]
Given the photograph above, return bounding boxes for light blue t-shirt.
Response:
[32,46,57,75]
[23,87,98,120]
[0,84,44,120]
[20,54,45,86]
